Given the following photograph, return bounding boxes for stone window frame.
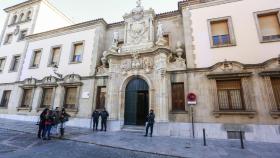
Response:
[69,41,85,64]
[259,71,280,118]
[9,54,21,73]
[207,72,256,118]
[0,56,7,73]
[29,48,42,69]
[37,85,57,111]
[60,82,82,113]
[17,29,28,41]
[17,85,36,112]
[207,16,237,48]
[3,33,13,45]
[253,8,280,43]
[18,13,25,23]
[47,45,62,67]
[0,90,12,109]
[10,14,17,25]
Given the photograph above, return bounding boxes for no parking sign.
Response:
[187,93,197,105]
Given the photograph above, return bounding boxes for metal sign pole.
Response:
[191,106,195,139]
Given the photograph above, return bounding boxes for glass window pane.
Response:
[259,13,280,36]
[211,20,229,36]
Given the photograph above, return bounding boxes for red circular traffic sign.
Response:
[187,93,196,101]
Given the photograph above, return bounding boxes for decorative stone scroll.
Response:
[120,54,154,75]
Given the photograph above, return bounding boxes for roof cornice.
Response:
[26,18,107,41]
[4,0,42,12]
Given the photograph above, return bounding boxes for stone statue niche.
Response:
[155,22,168,46]
[122,0,155,52]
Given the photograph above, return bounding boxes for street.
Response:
[0,128,174,158]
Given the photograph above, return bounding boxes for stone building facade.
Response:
[0,0,280,143]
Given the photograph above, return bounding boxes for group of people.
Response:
[91,108,109,131]
[37,107,155,139]
[37,107,70,140]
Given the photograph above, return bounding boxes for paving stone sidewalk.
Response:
[0,118,279,158]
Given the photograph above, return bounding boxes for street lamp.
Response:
[52,64,63,79]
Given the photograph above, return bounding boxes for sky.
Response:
[0,0,179,29]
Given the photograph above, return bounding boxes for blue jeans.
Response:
[43,125,52,139]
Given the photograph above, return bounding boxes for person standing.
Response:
[144,109,155,137]
[37,108,48,139]
[59,108,70,138]
[42,109,54,140]
[100,108,109,132]
[92,110,100,131]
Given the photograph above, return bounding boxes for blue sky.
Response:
[0,0,179,29]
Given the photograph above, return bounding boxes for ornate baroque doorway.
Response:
[124,77,149,125]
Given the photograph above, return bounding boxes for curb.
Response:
[0,127,189,158]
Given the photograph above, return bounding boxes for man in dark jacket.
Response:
[92,110,100,131]
[37,108,48,139]
[100,108,109,131]
[144,109,155,137]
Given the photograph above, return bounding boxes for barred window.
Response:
[0,90,11,107]
[41,88,53,108]
[171,83,185,111]
[96,86,106,109]
[21,89,32,108]
[64,87,77,109]
[217,80,244,111]
[271,77,280,110]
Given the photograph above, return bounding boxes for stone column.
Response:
[263,77,277,111]
[182,6,195,68]
[241,77,254,111]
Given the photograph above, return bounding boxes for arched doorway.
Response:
[124,77,149,125]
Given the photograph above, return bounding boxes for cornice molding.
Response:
[4,0,42,12]
[26,18,107,41]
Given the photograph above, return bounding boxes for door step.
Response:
[122,125,145,133]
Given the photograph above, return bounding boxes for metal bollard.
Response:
[240,131,244,149]
[203,128,206,146]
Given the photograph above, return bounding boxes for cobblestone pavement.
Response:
[0,128,174,158]
[0,118,280,158]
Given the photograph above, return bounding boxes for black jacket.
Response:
[100,110,109,120]
[146,112,155,124]
[92,111,100,120]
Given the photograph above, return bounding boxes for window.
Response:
[64,87,77,109]
[271,77,280,110]
[4,33,13,44]
[0,90,11,108]
[10,55,20,72]
[11,15,17,24]
[171,83,185,111]
[163,34,169,46]
[19,13,24,22]
[40,88,53,108]
[49,47,61,66]
[21,89,32,108]
[96,86,106,109]
[26,11,32,20]
[70,42,83,63]
[30,50,41,68]
[0,58,6,72]
[256,11,280,42]
[227,131,245,139]
[18,30,27,41]
[217,80,245,111]
[208,17,236,47]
